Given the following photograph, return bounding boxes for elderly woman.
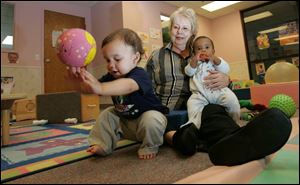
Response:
[146,7,230,145]
[146,7,291,166]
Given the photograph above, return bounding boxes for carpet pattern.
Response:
[3,144,213,184]
[1,122,136,182]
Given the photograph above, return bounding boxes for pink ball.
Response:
[56,28,96,67]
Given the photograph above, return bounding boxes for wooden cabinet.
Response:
[81,94,100,122]
[36,92,100,123]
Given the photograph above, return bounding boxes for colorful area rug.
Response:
[1,122,137,182]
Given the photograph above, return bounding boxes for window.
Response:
[241,1,299,83]
[1,2,15,50]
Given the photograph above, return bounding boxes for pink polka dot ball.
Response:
[57,28,96,67]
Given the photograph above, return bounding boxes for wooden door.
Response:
[44,10,85,93]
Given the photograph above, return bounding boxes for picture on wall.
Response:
[256,33,270,50]
[149,28,161,39]
[137,32,149,44]
[255,62,266,84]
[8,52,19,64]
[255,63,266,75]
[1,76,15,94]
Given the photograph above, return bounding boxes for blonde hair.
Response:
[169,7,198,36]
[169,7,198,50]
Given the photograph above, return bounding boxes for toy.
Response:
[199,53,210,62]
[231,80,255,90]
[265,61,299,83]
[240,112,258,121]
[239,100,267,121]
[32,119,48,125]
[268,94,297,118]
[239,100,267,111]
[56,28,96,67]
[250,81,299,108]
[64,118,78,124]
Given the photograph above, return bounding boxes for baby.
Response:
[183,36,240,129]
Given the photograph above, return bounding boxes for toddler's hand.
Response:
[66,66,84,80]
[211,55,221,65]
[190,54,200,68]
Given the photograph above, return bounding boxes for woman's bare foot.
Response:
[138,153,157,160]
[86,145,104,155]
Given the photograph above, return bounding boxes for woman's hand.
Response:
[203,70,230,90]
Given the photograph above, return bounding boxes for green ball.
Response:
[268,94,297,118]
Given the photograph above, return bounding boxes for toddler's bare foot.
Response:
[138,153,157,160]
[86,145,104,155]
